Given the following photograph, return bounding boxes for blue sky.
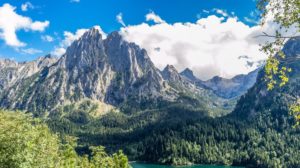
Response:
[1,0,274,79]
[1,0,259,61]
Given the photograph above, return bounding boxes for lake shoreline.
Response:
[130,162,244,168]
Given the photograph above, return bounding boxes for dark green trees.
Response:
[0,110,130,168]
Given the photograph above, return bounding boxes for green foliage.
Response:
[0,110,130,168]
[289,101,300,126]
[257,0,300,124]
[258,0,300,28]
[257,0,299,90]
[45,93,300,167]
[263,44,292,90]
[0,110,61,168]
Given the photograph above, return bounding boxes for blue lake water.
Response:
[130,163,243,168]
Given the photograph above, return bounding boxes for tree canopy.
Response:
[257,0,300,123]
[0,110,130,168]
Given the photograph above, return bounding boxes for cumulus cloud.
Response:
[51,29,87,56]
[0,3,49,47]
[51,25,106,56]
[116,13,126,27]
[41,35,54,42]
[146,12,166,24]
[247,1,299,46]
[119,12,289,80]
[21,2,34,11]
[51,47,66,57]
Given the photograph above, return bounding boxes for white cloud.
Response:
[0,3,49,47]
[146,12,166,24]
[41,35,54,42]
[213,8,229,17]
[244,17,259,24]
[51,29,87,56]
[21,2,34,11]
[51,47,66,57]
[202,9,210,14]
[116,13,126,27]
[51,25,106,56]
[19,48,42,55]
[70,0,80,3]
[247,1,299,46]
[244,10,260,25]
[30,21,50,31]
[120,12,282,80]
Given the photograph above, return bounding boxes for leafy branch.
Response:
[257,0,300,124]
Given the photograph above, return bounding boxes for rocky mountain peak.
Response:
[35,55,58,68]
[209,76,223,82]
[0,58,18,67]
[282,37,300,58]
[0,28,170,113]
[163,65,177,73]
[0,55,58,95]
[202,68,259,99]
[106,31,122,44]
[103,31,155,81]
[63,28,106,70]
[180,68,198,81]
[76,27,104,46]
[161,65,183,82]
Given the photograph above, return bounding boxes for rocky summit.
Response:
[0,28,176,114]
[0,28,259,117]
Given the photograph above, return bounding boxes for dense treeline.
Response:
[0,110,130,168]
[137,117,300,167]
[133,62,300,167]
[25,55,300,167]
[45,95,300,168]
[3,71,300,168]
[3,86,300,168]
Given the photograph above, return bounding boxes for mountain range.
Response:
[1,28,300,167]
[0,27,258,117]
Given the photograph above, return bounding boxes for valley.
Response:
[1,29,300,168]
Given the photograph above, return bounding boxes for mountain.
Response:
[0,28,178,115]
[47,37,300,167]
[202,69,259,99]
[180,68,259,99]
[0,55,58,94]
[161,65,199,91]
[161,65,237,117]
[232,37,300,119]
[2,28,300,167]
[0,27,243,118]
[98,37,300,167]
[180,68,198,82]
[161,65,182,83]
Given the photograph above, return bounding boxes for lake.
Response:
[130,163,243,168]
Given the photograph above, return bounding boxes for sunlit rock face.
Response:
[0,55,58,93]
[0,28,171,113]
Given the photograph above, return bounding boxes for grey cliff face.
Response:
[0,27,261,115]
[0,55,58,94]
[180,68,198,82]
[0,28,170,113]
[201,69,259,98]
[180,67,259,99]
[162,65,182,82]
